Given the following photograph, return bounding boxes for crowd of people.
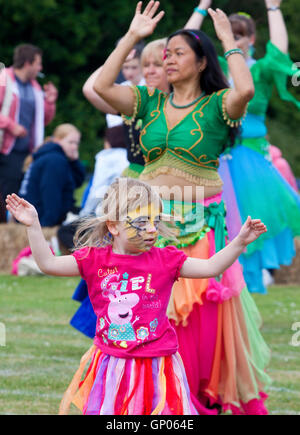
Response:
[2,0,300,416]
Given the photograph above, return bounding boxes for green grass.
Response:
[0,276,90,415]
[0,276,300,415]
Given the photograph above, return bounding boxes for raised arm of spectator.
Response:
[83,66,119,114]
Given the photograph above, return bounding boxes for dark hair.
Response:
[104,125,127,149]
[13,44,42,69]
[116,39,145,60]
[229,14,256,38]
[132,40,146,60]
[166,29,239,148]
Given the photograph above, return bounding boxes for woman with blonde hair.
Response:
[19,123,85,227]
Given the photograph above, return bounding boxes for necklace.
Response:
[169,91,205,109]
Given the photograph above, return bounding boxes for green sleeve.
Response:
[215,88,247,126]
[251,41,300,110]
[122,85,162,125]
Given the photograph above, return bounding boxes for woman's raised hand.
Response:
[208,8,234,45]
[128,1,165,41]
[265,0,282,8]
[198,0,212,9]
[6,194,39,227]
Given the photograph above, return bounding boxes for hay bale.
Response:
[274,238,300,285]
[0,223,58,274]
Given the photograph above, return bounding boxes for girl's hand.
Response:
[6,194,39,227]
[128,1,165,41]
[265,0,282,8]
[238,216,267,246]
[208,8,234,44]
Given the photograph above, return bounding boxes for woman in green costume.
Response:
[92,1,272,414]
[216,0,300,294]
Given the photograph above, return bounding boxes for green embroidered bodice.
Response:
[123,86,242,186]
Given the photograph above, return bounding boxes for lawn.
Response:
[0,275,299,415]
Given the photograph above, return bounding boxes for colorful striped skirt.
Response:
[59,346,201,415]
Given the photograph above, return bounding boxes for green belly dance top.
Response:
[123,86,244,187]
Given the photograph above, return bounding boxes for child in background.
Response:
[19,123,85,227]
[6,178,267,415]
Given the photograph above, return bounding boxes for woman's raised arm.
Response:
[265,0,288,53]
[208,8,255,120]
[93,1,164,116]
[184,0,212,30]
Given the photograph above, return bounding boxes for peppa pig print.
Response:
[106,290,140,342]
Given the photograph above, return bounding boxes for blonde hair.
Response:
[73,177,177,250]
[141,38,167,67]
[23,123,81,172]
[52,123,81,140]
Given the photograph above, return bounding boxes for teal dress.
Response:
[218,42,300,294]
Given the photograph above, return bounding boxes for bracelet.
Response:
[224,48,244,59]
[194,7,208,16]
[267,6,280,11]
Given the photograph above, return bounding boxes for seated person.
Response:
[19,123,85,227]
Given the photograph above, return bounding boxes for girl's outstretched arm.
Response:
[93,1,164,116]
[180,216,267,279]
[6,194,79,277]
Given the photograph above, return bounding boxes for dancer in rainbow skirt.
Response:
[217,1,300,293]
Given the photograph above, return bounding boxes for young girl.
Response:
[6,177,267,415]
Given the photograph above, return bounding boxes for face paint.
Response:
[124,204,161,250]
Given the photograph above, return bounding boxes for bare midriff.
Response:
[146,174,223,202]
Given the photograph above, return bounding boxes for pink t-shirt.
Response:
[72,245,187,358]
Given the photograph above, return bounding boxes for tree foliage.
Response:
[0,0,299,173]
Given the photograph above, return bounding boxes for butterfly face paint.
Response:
[124,204,161,251]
